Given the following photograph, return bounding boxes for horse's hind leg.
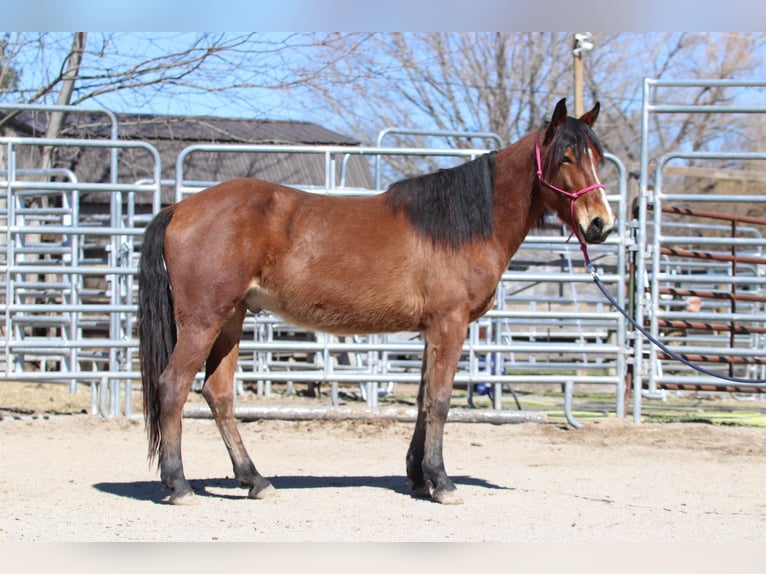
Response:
[202,304,275,499]
[157,325,220,505]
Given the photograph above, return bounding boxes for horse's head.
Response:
[536,98,615,244]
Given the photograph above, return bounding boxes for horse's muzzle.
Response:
[582,216,615,244]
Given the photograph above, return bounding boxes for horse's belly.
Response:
[244,281,420,335]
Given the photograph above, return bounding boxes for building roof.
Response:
[3,110,362,145]
[1,110,374,205]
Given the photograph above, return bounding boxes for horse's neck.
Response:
[492,135,544,263]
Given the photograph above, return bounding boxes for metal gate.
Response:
[2,103,631,420]
[632,78,766,420]
[1,103,161,415]
[174,142,629,421]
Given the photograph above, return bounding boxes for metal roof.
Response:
[3,110,362,145]
[2,110,374,204]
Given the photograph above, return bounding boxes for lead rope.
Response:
[587,260,766,386]
[535,134,766,387]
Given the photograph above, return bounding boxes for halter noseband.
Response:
[534,132,606,265]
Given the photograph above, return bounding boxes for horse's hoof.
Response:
[432,488,464,505]
[248,482,277,499]
[411,484,431,499]
[167,491,198,506]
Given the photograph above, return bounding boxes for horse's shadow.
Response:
[93,474,509,504]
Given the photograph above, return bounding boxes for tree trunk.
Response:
[31,32,87,344]
[40,32,87,172]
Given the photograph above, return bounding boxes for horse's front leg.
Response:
[408,314,467,505]
[406,350,429,497]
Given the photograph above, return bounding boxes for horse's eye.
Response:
[562,156,573,164]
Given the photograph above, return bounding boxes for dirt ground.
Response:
[0,382,764,544]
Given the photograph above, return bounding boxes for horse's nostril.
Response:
[583,216,612,244]
[588,217,604,236]
[591,217,603,233]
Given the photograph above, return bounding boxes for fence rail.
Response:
[6,81,765,424]
[632,78,766,419]
[1,108,629,421]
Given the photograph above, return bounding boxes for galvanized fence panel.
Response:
[632,78,766,421]
[1,133,161,415]
[2,110,629,421]
[6,84,766,424]
[174,144,629,421]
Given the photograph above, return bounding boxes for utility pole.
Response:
[572,32,593,117]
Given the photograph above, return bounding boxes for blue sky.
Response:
[6,30,766,149]
[81,33,340,124]
[3,0,766,32]
[84,32,766,129]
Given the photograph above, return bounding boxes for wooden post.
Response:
[573,33,593,118]
[573,47,584,118]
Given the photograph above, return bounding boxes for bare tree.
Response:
[0,34,20,93]
[0,32,365,130]
[305,33,571,140]
[584,33,766,221]
[586,33,766,159]
[298,32,766,186]
[295,33,576,180]
[40,33,87,170]
[3,32,766,188]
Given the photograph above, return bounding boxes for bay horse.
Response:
[138,98,615,505]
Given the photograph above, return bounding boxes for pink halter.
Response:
[534,133,605,265]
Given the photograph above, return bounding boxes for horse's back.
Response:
[162,177,503,335]
[161,177,433,333]
[169,178,300,226]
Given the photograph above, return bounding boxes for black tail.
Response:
[138,207,176,465]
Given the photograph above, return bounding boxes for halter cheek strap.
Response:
[534,134,605,266]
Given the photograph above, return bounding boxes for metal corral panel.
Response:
[1,105,629,421]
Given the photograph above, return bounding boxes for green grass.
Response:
[369,385,766,428]
[641,410,766,427]
[455,390,766,428]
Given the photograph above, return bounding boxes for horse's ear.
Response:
[544,98,568,145]
[579,101,600,127]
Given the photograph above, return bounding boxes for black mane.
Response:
[385,151,496,250]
